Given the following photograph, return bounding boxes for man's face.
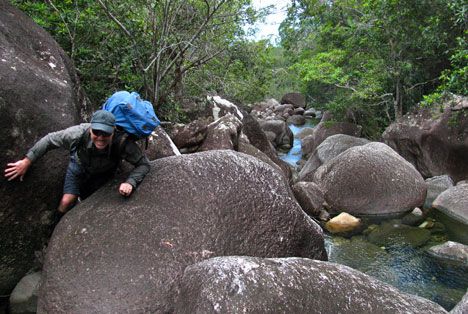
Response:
[90,129,114,150]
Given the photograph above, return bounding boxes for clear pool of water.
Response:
[279,121,468,311]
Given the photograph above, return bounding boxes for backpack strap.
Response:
[117,132,129,156]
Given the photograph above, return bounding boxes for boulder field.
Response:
[38,150,326,313]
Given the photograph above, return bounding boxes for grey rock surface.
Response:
[280,92,305,108]
[451,290,468,314]
[291,181,324,217]
[198,114,242,151]
[314,142,427,216]
[382,95,468,183]
[433,184,468,225]
[424,175,454,209]
[301,121,362,157]
[299,134,370,182]
[242,115,292,182]
[9,271,41,314]
[175,256,447,314]
[0,1,87,294]
[427,241,468,265]
[38,150,326,313]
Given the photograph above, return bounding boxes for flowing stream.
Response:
[280,120,468,311]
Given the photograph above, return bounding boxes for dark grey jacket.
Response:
[26,123,150,188]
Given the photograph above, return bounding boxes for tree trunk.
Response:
[394,77,403,121]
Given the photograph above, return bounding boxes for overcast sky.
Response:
[250,0,290,41]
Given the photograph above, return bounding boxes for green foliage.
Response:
[280,0,466,138]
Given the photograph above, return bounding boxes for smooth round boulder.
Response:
[280,92,305,108]
[432,184,468,244]
[258,119,293,150]
[432,184,468,225]
[424,175,454,209]
[298,134,370,182]
[0,2,86,294]
[427,241,468,266]
[38,150,326,313]
[325,212,362,234]
[175,256,447,314]
[314,142,427,216]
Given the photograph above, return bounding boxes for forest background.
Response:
[11,0,467,138]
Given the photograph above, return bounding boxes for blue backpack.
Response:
[102,91,160,139]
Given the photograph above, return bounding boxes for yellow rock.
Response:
[325,212,361,234]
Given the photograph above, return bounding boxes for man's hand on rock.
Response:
[119,182,133,197]
[4,158,32,181]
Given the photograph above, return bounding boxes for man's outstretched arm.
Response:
[4,158,32,181]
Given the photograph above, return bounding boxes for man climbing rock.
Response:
[4,110,150,213]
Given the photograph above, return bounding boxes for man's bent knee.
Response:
[57,194,78,213]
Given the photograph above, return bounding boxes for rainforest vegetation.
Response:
[11,0,467,137]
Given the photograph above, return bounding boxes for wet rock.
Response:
[327,236,389,273]
[314,142,427,217]
[287,115,306,126]
[9,271,41,314]
[427,241,468,266]
[298,134,370,182]
[0,2,87,294]
[367,220,431,248]
[433,184,468,227]
[296,127,315,140]
[291,182,324,217]
[38,151,326,313]
[451,290,468,314]
[281,92,305,108]
[175,256,447,314]
[258,119,293,150]
[402,208,425,226]
[293,107,305,115]
[325,213,362,235]
[425,175,454,209]
[382,94,468,183]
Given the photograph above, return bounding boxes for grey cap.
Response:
[90,110,115,134]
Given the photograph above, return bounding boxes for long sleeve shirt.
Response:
[26,123,150,188]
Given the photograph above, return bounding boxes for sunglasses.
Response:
[92,129,112,137]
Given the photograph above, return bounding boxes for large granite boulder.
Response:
[291,181,324,217]
[9,271,41,314]
[382,95,468,183]
[432,184,468,244]
[38,150,326,313]
[170,119,209,152]
[242,114,292,182]
[142,126,180,160]
[427,241,468,266]
[301,121,362,157]
[298,134,370,182]
[198,114,242,151]
[433,184,468,224]
[424,175,454,209]
[258,119,293,150]
[175,256,447,313]
[281,92,305,108]
[0,2,86,294]
[314,142,427,217]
